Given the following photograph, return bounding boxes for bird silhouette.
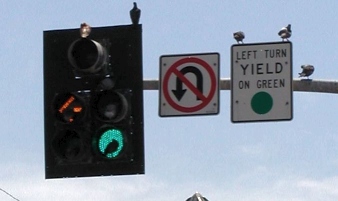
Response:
[130,2,141,25]
[299,64,314,79]
[80,23,91,38]
[233,31,245,44]
[278,24,291,41]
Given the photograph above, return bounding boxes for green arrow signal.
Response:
[98,129,124,159]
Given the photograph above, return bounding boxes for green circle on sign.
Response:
[251,91,273,114]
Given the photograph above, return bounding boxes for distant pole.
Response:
[143,78,338,94]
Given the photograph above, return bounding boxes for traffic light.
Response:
[43,24,144,179]
[186,192,209,201]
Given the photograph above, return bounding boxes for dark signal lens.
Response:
[68,38,107,73]
[92,90,128,123]
[52,129,84,161]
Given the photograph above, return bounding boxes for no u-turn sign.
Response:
[159,53,220,117]
[231,42,293,123]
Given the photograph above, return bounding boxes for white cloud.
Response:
[239,144,264,155]
[297,176,338,197]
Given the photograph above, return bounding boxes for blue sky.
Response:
[1,1,338,200]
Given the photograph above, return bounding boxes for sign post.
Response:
[159,53,219,117]
[231,42,293,123]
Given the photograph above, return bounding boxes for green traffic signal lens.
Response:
[98,128,125,159]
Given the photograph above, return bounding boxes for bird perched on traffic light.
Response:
[80,23,91,38]
[278,24,291,41]
[233,31,245,44]
[299,64,315,79]
[130,2,141,25]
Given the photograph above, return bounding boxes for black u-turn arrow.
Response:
[172,66,203,101]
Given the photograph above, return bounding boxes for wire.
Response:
[0,188,20,201]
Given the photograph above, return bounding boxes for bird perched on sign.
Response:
[233,31,245,44]
[299,64,315,79]
[130,2,141,26]
[80,23,91,38]
[278,24,291,41]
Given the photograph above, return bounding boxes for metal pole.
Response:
[143,78,338,94]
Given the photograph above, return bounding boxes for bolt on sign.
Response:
[231,42,293,123]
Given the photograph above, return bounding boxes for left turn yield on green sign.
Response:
[231,42,293,123]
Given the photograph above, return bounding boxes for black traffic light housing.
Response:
[43,24,144,179]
